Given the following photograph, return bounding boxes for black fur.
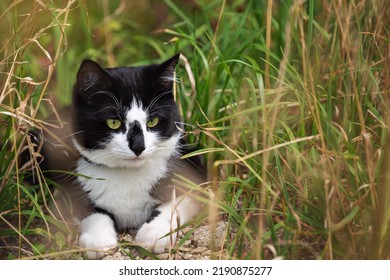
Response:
[146,208,161,224]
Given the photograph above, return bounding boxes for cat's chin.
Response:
[101,156,148,168]
[121,157,146,168]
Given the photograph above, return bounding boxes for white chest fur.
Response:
[76,157,168,229]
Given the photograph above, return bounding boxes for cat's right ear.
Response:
[76,59,111,93]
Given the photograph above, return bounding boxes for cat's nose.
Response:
[130,138,145,156]
[127,121,145,156]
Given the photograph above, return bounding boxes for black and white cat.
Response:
[44,54,205,259]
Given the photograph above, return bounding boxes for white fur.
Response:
[74,100,184,258]
[135,195,201,253]
[77,158,162,228]
[125,100,147,125]
[79,213,117,259]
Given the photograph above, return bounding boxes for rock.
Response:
[190,221,227,249]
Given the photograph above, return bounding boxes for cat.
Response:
[41,53,206,259]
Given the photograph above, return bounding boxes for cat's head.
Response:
[72,54,182,168]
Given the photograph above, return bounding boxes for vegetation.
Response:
[0,0,389,259]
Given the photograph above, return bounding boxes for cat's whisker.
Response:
[148,104,178,116]
[147,90,173,112]
[77,152,118,168]
[93,106,120,116]
[90,90,122,112]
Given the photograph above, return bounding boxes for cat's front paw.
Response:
[135,213,178,253]
[79,213,118,259]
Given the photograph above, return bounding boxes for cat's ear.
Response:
[76,59,111,93]
[156,53,180,90]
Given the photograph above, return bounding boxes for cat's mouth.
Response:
[122,156,146,167]
[125,157,143,161]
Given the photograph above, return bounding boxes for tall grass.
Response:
[0,0,389,259]
[0,0,76,259]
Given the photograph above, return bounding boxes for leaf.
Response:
[329,206,360,232]
[32,243,46,256]
[55,232,66,249]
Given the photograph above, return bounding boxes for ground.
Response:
[0,220,228,260]
[103,221,228,260]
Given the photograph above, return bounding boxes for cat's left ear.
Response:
[76,59,112,94]
[156,53,180,89]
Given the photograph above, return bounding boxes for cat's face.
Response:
[72,54,182,168]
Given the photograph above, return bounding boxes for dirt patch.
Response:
[103,221,228,260]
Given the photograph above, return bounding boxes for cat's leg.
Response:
[79,213,117,259]
[135,196,199,253]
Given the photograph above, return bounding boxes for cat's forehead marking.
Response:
[126,99,147,124]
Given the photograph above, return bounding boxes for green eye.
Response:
[106,119,122,130]
[147,117,159,128]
